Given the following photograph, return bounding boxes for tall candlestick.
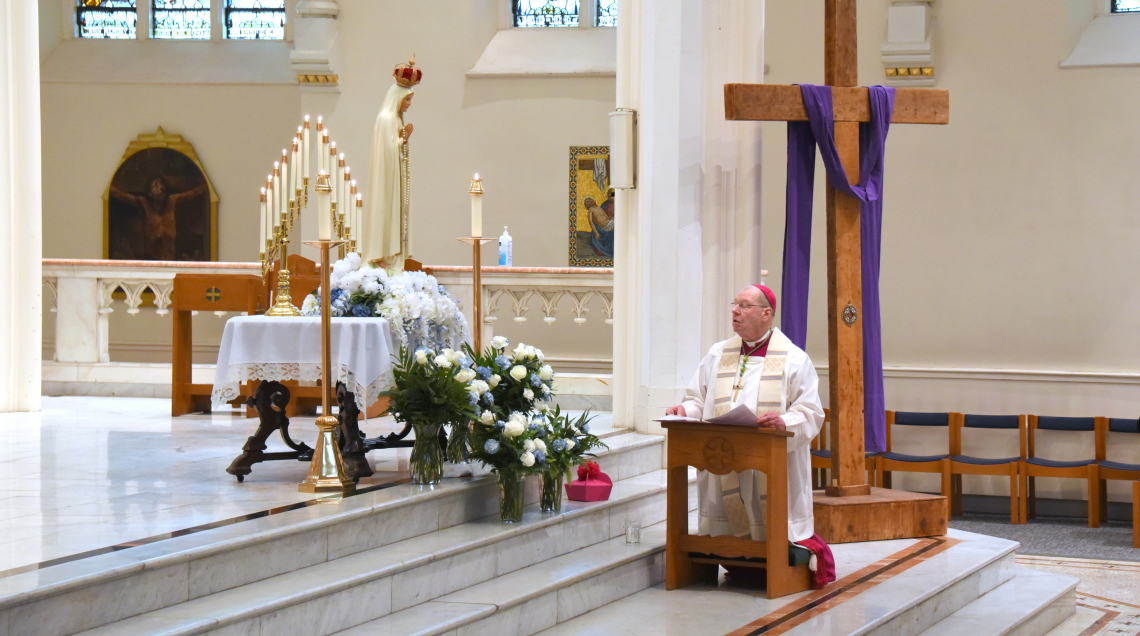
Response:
[469,173,484,238]
[259,187,267,253]
[291,139,300,200]
[317,171,332,240]
[303,116,311,182]
[281,150,290,208]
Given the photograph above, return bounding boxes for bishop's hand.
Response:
[756,411,785,430]
[665,405,686,417]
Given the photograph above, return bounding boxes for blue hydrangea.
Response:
[493,421,505,432]
[484,439,501,454]
[552,438,568,452]
[476,366,492,380]
[473,406,482,417]
[530,374,541,388]
[457,356,472,369]
[351,303,371,318]
[495,355,510,369]
[468,392,478,405]
[580,422,590,434]
[527,423,546,438]
[533,450,546,464]
[330,288,346,303]
[482,392,494,406]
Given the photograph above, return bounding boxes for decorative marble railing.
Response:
[42,259,259,363]
[430,266,614,328]
[41,260,615,368]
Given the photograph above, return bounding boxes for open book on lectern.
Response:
[656,404,759,428]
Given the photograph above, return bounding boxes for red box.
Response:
[566,463,612,501]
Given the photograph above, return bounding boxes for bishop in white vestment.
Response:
[668,285,824,543]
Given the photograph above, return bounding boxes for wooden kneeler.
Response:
[663,421,813,599]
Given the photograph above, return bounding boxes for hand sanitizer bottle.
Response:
[498,226,513,266]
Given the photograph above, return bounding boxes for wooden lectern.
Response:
[663,420,813,598]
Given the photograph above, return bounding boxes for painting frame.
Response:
[568,145,614,268]
[103,126,218,262]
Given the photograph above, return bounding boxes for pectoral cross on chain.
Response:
[732,381,745,402]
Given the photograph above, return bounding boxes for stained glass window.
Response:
[152,0,211,39]
[225,0,284,39]
[77,0,138,39]
[513,0,579,27]
[1113,0,1140,11]
[595,0,617,26]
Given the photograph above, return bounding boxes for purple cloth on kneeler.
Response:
[781,84,894,454]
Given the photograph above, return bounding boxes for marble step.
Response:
[917,568,1077,636]
[534,529,1021,636]
[0,431,665,636]
[334,522,669,636]
[58,468,693,636]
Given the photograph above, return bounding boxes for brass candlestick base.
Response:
[266,269,302,316]
[298,414,355,493]
[300,238,353,497]
[457,237,496,353]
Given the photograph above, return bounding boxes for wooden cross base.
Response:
[812,487,947,544]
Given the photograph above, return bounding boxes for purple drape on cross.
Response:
[780,84,894,454]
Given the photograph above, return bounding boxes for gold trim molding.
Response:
[297,74,339,84]
[885,67,934,77]
[102,126,219,261]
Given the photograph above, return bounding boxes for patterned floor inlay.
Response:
[1017,556,1140,636]
[725,537,961,636]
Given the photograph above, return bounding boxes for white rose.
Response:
[525,346,537,360]
[504,418,526,438]
[445,349,462,363]
[520,451,535,467]
[471,380,490,395]
[480,411,495,425]
[534,347,545,361]
[534,438,546,452]
[510,365,527,381]
[523,388,534,400]
[524,439,536,452]
[489,375,501,388]
[541,384,550,395]
[538,365,554,381]
[565,438,576,450]
[434,355,451,368]
[415,350,429,365]
[455,368,476,383]
[491,335,509,350]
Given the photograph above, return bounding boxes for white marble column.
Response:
[613,0,765,434]
[0,0,43,411]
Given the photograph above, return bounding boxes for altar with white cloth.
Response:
[212,315,403,482]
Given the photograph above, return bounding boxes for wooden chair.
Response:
[662,420,812,599]
[810,408,878,489]
[1021,416,1105,527]
[875,411,952,499]
[172,273,261,416]
[949,414,1025,524]
[1093,418,1140,527]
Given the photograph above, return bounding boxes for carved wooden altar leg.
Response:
[226,380,313,482]
[665,464,716,589]
[336,382,373,481]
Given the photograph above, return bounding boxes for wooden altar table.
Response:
[662,420,813,599]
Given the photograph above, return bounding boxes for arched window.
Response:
[1112,0,1140,11]
[225,0,285,39]
[76,0,137,39]
[512,0,617,28]
[151,0,210,39]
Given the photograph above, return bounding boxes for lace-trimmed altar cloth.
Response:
[211,316,397,411]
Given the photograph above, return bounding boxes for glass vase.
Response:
[447,421,470,464]
[410,422,444,485]
[498,471,525,523]
[540,472,563,513]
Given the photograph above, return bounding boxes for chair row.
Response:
[810,411,1140,530]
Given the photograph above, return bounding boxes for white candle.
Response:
[356,193,363,243]
[290,141,298,202]
[281,150,290,209]
[470,173,483,238]
[321,130,329,175]
[265,177,274,242]
[302,116,311,183]
[351,180,358,241]
[329,143,338,206]
[259,187,267,253]
[272,162,281,230]
[317,170,332,240]
[342,163,350,230]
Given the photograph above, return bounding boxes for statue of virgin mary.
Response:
[362,58,422,269]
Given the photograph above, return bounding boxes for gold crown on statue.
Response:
[393,56,423,88]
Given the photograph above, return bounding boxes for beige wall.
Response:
[762,0,1140,389]
[38,0,615,363]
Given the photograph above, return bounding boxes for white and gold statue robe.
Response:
[363,83,413,269]
[679,327,825,543]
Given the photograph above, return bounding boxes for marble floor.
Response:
[0,396,616,576]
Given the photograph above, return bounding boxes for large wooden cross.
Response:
[725,0,949,498]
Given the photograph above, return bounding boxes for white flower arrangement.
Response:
[300,253,469,353]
